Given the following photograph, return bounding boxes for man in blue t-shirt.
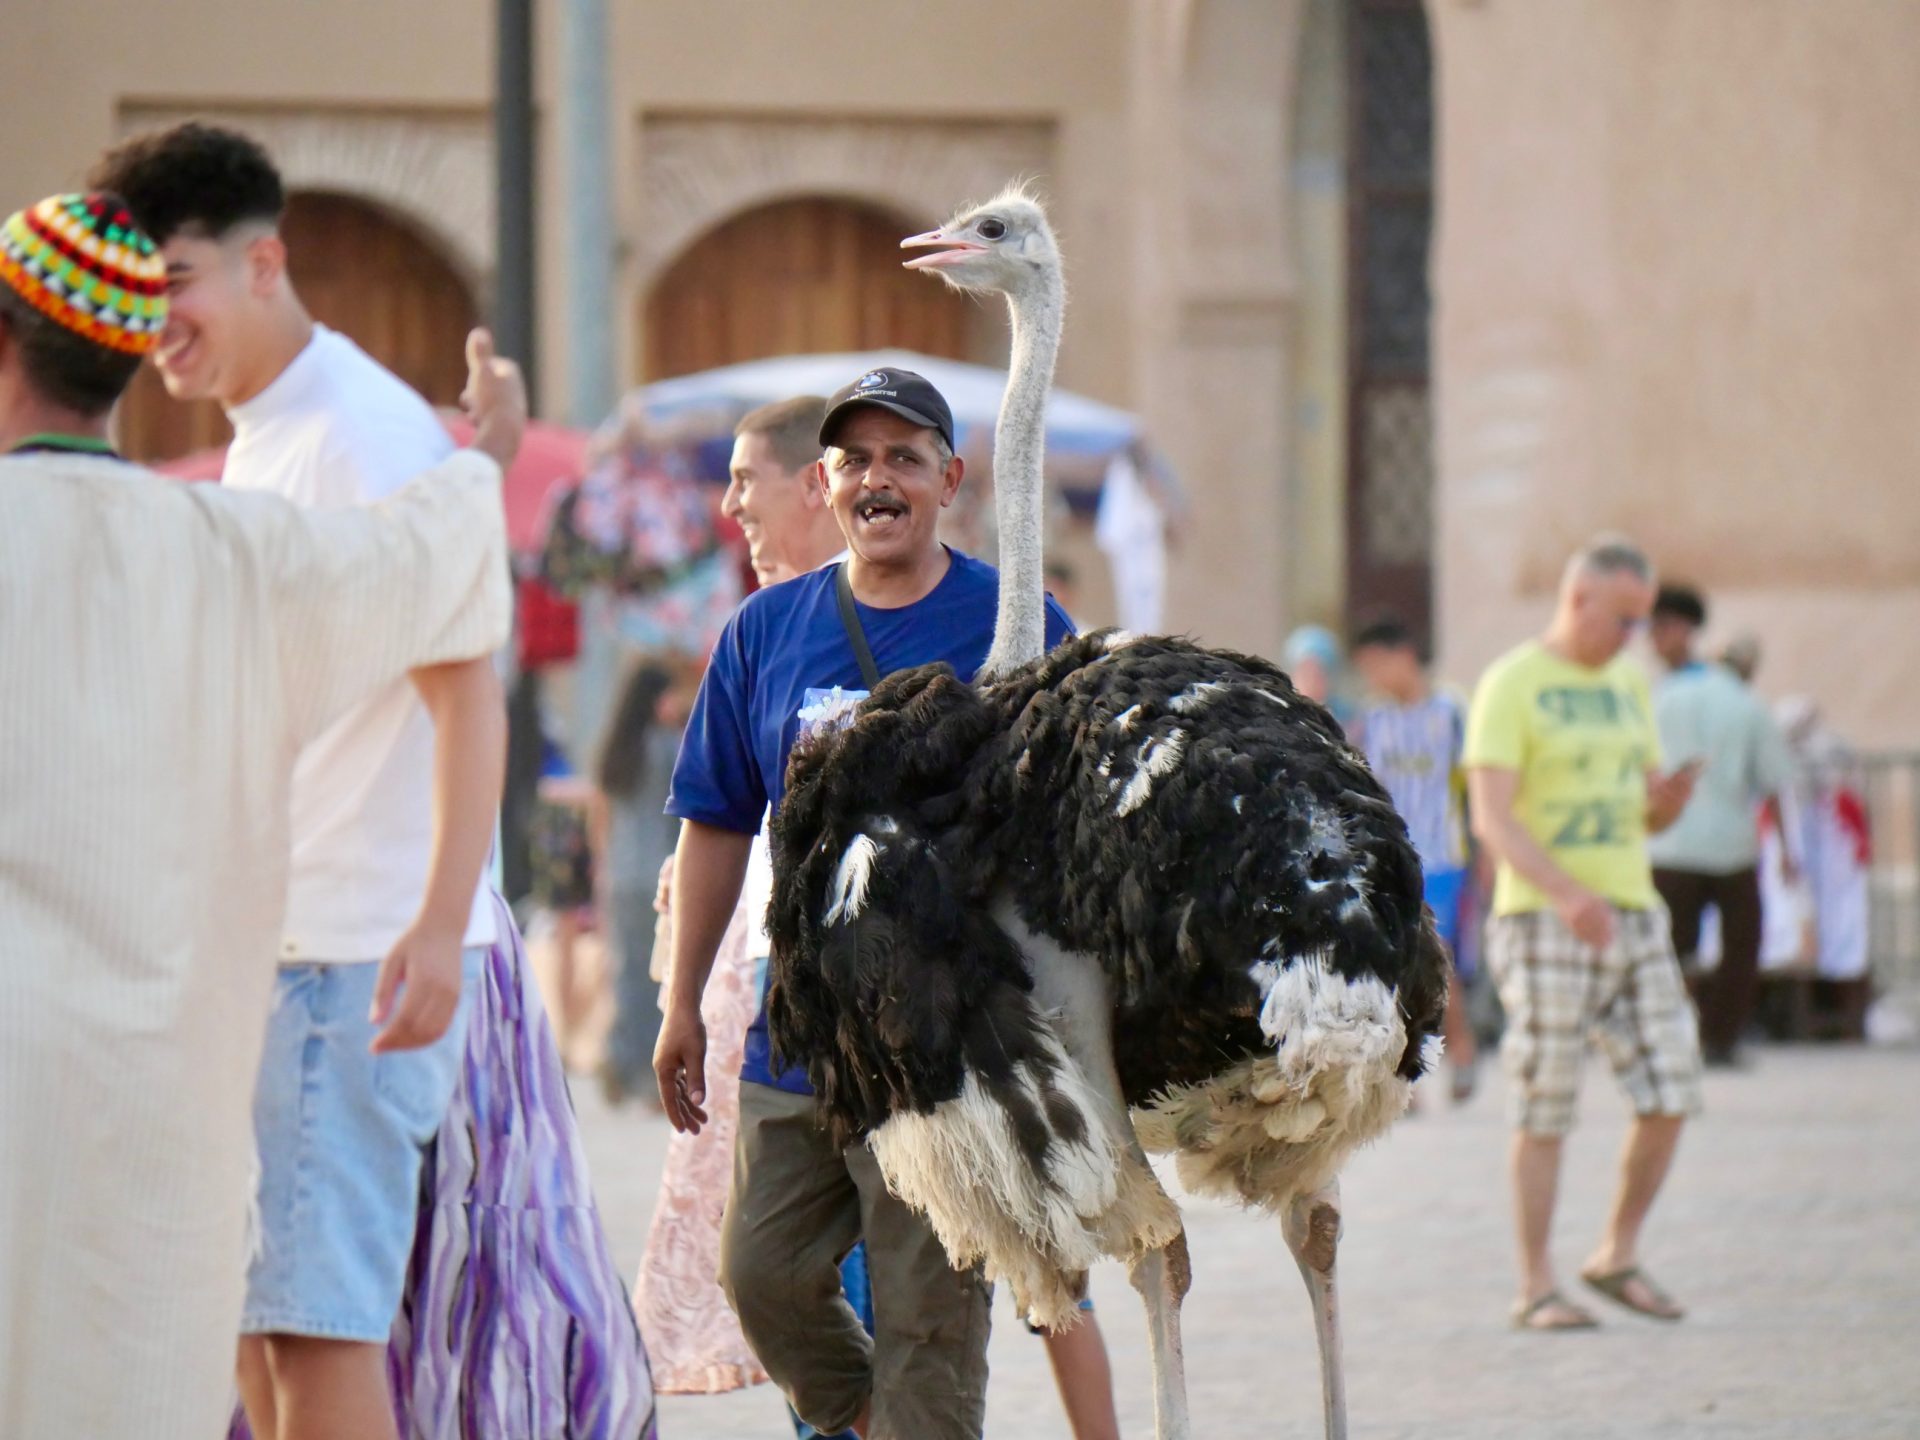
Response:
[655,369,1071,1440]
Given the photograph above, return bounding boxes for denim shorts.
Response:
[241,951,482,1339]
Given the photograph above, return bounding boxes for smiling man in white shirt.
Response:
[95,125,503,1440]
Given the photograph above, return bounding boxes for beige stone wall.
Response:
[1286,0,1351,633]
[0,0,1130,415]
[1124,0,1306,660]
[0,0,1285,648]
[9,0,1919,743]
[1432,0,1920,746]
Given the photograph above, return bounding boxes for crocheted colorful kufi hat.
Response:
[0,193,167,356]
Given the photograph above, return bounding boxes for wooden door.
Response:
[643,198,979,380]
[115,191,477,464]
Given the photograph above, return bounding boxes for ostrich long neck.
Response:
[981,266,1065,678]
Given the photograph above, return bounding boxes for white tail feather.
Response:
[824,834,882,925]
[1134,953,1417,1209]
[867,1026,1180,1327]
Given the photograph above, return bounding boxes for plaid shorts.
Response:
[1487,906,1704,1136]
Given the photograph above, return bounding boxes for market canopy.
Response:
[635,348,1144,465]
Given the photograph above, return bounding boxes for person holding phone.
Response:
[1465,537,1705,1333]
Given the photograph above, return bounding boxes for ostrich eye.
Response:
[976,217,1008,241]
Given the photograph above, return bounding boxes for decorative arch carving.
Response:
[114,103,491,285]
[634,114,1054,288]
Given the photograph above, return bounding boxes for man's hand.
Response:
[1556,887,1616,950]
[1647,760,1702,834]
[654,1004,709,1134]
[370,919,466,1053]
[462,328,528,471]
[655,821,751,1133]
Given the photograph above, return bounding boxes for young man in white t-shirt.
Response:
[97,125,502,1440]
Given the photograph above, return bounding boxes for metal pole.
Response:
[561,0,617,429]
[494,0,538,902]
[495,0,538,411]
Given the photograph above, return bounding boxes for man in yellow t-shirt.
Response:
[1466,537,1704,1335]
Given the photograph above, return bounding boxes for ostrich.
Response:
[764,186,1448,1440]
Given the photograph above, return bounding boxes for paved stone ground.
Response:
[575,1044,1920,1439]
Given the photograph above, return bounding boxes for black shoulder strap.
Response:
[833,563,883,690]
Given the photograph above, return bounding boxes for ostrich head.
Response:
[900,184,1061,299]
[903,184,1063,678]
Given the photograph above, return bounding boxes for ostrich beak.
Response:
[901,228,986,270]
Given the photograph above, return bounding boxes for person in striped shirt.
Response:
[1351,617,1479,1102]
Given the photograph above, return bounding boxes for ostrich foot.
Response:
[1127,1228,1193,1440]
[1283,1179,1347,1440]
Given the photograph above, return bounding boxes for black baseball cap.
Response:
[819,367,956,453]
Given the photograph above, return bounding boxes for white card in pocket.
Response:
[797,685,869,736]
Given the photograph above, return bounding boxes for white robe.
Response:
[0,449,511,1439]
[1094,447,1168,635]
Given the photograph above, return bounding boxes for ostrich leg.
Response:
[1282,1179,1348,1440]
[1128,1226,1194,1440]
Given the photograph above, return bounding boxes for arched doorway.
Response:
[115,190,478,463]
[641,196,986,381]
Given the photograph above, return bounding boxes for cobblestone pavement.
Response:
[575,1044,1920,1439]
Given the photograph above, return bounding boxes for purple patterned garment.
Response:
[231,896,657,1439]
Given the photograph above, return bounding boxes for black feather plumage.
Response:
[766,631,1451,1144]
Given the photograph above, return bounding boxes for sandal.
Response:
[1581,1265,1685,1321]
[1510,1290,1599,1331]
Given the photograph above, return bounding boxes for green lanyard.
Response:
[7,432,120,458]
